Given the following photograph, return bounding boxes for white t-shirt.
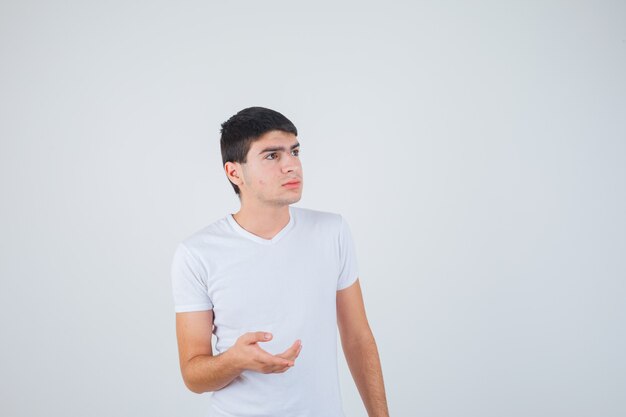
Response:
[171,205,360,417]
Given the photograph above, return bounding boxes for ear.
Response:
[225,161,243,187]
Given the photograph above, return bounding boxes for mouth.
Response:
[282,180,301,187]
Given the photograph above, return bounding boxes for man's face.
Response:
[235,130,303,207]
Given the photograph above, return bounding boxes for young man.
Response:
[171,107,389,417]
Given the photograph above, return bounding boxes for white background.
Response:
[1,1,625,416]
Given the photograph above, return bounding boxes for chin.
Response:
[276,195,302,205]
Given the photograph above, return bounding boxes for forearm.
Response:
[183,348,243,393]
[342,334,390,417]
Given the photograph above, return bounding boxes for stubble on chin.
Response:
[271,191,302,206]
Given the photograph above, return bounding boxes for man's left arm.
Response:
[337,278,390,417]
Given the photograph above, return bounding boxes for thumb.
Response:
[248,331,272,343]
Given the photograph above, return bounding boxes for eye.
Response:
[265,152,278,160]
[292,149,300,156]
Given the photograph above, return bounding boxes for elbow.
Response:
[183,378,210,394]
[184,381,201,394]
[181,368,211,394]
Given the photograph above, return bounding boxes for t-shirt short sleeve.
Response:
[337,215,359,291]
[170,243,214,312]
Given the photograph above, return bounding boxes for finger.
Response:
[285,343,303,360]
[277,339,301,358]
[273,359,295,373]
[288,341,303,360]
[248,331,273,344]
[275,352,298,364]
[255,347,293,367]
[274,365,292,373]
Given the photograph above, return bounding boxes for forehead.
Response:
[250,130,298,149]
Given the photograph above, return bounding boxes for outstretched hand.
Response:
[230,331,303,374]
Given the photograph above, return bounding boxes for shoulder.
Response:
[291,205,344,231]
[177,215,231,255]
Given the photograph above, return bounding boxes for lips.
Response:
[283,179,301,186]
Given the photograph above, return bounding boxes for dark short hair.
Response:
[220,106,298,197]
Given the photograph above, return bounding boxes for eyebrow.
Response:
[258,142,301,155]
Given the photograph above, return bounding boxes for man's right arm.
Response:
[176,310,242,393]
[175,310,303,394]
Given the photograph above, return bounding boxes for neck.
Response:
[232,200,291,240]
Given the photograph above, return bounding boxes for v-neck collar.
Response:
[226,206,295,245]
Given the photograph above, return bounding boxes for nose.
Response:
[281,153,301,174]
